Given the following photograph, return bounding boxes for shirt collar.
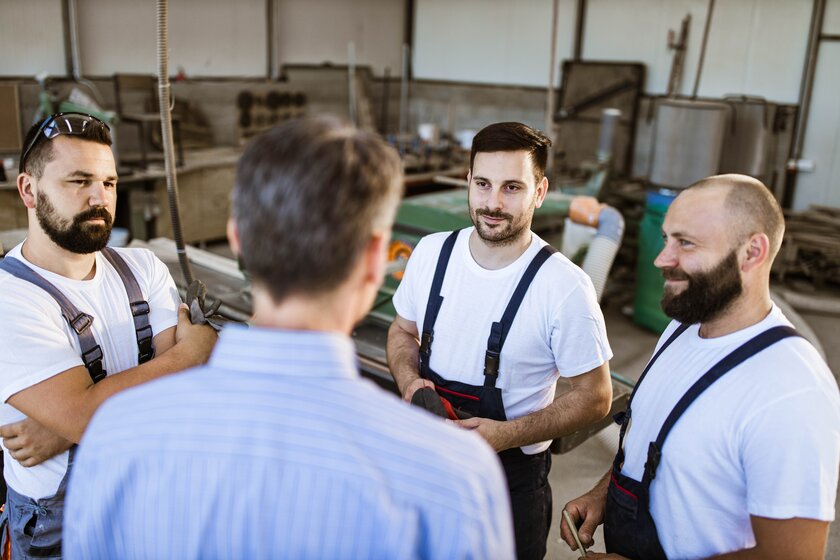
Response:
[208,324,360,379]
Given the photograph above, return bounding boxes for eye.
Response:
[504,184,522,193]
[678,239,694,248]
[104,181,116,189]
[475,180,490,189]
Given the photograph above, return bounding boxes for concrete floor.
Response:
[546,299,840,559]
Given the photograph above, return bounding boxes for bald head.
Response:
[683,174,785,260]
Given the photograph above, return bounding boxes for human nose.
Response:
[486,187,503,210]
[654,239,676,269]
[87,182,110,206]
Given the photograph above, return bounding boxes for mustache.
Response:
[474,208,513,221]
[73,206,113,226]
[661,266,690,281]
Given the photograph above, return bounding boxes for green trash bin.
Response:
[633,190,677,334]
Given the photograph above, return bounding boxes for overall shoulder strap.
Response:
[100,248,155,364]
[483,243,558,387]
[0,257,106,383]
[640,325,801,487]
[614,322,690,467]
[419,230,460,369]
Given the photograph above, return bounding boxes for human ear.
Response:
[534,175,548,208]
[17,173,36,209]
[365,231,389,285]
[741,233,769,272]
[226,217,241,257]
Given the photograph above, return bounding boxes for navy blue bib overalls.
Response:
[604,323,800,559]
[418,230,557,560]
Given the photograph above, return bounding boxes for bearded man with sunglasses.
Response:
[0,113,217,559]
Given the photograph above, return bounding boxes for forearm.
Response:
[44,342,206,443]
[497,378,613,449]
[386,321,423,396]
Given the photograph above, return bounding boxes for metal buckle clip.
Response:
[130,301,150,316]
[71,313,93,334]
[484,350,500,377]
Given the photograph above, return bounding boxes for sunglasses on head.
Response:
[19,112,111,174]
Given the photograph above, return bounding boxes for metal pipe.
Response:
[380,67,391,134]
[398,44,410,137]
[691,0,715,99]
[67,0,82,80]
[266,0,275,79]
[157,0,193,285]
[573,0,586,61]
[348,42,358,126]
[545,0,560,178]
[784,0,826,209]
[792,0,826,161]
[60,0,75,78]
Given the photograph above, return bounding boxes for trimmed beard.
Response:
[469,197,536,247]
[36,191,113,254]
[660,249,743,325]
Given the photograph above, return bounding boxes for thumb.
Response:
[178,303,191,321]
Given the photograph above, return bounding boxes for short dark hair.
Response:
[232,116,403,303]
[688,174,785,259]
[21,115,112,177]
[470,122,552,183]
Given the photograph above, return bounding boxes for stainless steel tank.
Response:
[649,98,729,189]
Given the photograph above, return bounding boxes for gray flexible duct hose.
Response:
[157,0,193,285]
[581,206,625,302]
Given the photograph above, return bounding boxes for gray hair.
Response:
[232,116,403,303]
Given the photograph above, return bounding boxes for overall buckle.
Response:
[483,350,500,377]
[645,442,662,481]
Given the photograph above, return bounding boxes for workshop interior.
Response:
[1,1,839,558]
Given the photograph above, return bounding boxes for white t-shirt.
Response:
[621,305,840,559]
[393,228,612,454]
[0,243,180,499]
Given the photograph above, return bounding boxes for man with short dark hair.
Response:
[64,116,515,559]
[561,174,840,560]
[388,121,613,559]
[0,113,217,558]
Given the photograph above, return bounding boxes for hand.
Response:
[174,303,218,364]
[453,417,512,452]
[560,487,606,558]
[0,417,73,467]
[402,377,435,403]
[561,491,607,551]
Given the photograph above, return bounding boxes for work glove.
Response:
[185,279,227,332]
[411,387,472,421]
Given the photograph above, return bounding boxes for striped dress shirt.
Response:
[64,325,514,559]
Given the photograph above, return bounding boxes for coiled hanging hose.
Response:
[157,0,193,285]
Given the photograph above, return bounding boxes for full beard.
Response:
[660,249,743,326]
[36,191,113,254]
[470,199,535,248]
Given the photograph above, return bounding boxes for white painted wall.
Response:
[413,0,577,87]
[0,0,65,76]
[794,0,840,210]
[274,0,405,75]
[584,0,811,102]
[77,0,266,76]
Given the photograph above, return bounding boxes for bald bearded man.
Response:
[561,174,840,560]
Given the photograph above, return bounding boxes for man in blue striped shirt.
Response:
[64,116,515,559]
